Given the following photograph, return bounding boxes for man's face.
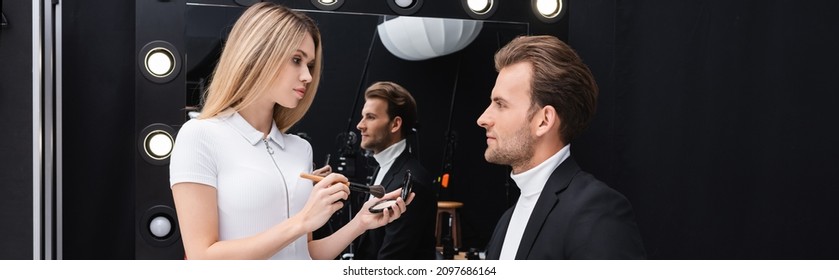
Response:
[476,62,536,169]
[357,98,397,154]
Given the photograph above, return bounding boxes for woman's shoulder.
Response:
[177,115,230,139]
[281,132,313,150]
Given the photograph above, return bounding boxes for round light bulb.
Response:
[467,0,491,13]
[149,216,172,238]
[536,0,560,17]
[146,50,174,77]
[319,0,336,4]
[147,131,173,159]
[394,0,414,8]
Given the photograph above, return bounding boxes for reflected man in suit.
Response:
[354,81,437,259]
[478,35,646,259]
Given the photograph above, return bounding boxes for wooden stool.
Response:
[436,201,463,249]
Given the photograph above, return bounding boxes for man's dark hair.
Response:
[364,81,418,139]
[495,35,598,143]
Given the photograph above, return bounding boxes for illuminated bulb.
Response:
[467,0,491,13]
[146,49,174,77]
[536,0,560,17]
[146,131,173,159]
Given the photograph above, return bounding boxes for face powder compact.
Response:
[369,200,398,213]
[369,170,413,213]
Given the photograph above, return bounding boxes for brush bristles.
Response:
[368,185,386,198]
[300,173,386,198]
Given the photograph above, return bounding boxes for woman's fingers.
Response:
[313,173,349,198]
[300,173,350,230]
[380,187,402,200]
[404,192,415,206]
[326,184,349,202]
[312,165,332,177]
[380,205,393,222]
[313,172,346,188]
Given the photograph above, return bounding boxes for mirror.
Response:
[181,0,557,251]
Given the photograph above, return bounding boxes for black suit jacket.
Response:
[485,157,646,259]
[354,148,437,259]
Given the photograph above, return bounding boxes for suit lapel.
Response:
[486,208,513,259]
[514,157,581,259]
[380,150,409,191]
[368,166,381,185]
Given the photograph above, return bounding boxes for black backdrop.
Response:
[2,0,839,259]
[61,0,136,259]
[0,0,33,260]
[571,0,839,259]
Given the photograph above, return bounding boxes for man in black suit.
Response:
[477,35,646,259]
[353,81,437,260]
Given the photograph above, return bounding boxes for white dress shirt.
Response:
[499,144,571,259]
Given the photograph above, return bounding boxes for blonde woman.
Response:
[169,2,411,260]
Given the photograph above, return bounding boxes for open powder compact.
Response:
[369,170,413,213]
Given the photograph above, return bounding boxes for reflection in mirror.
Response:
[183,2,533,251]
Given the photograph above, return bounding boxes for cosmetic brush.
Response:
[299,173,386,198]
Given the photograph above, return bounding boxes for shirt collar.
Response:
[372,139,407,167]
[510,144,571,198]
[223,108,285,149]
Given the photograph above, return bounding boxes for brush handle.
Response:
[299,172,372,192]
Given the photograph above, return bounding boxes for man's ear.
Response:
[390,116,403,134]
[535,105,558,137]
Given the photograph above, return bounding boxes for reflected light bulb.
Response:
[467,0,491,13]
[394,0,413,8]
[536,0,560,17]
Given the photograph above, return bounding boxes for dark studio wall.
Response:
[570,0,839,259]
[0,0,33,260]
[60,0,136,259]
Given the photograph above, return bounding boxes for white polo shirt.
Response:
[170,109,314,260]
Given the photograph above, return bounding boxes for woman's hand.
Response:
[312,165,332,177]
[294,173,349,232]
[353,188,415,230]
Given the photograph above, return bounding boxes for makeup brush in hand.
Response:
[300,173,386,198]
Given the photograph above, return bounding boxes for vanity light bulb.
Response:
[467,0,491,14]
[145,130,174,159]
[146,49,174,77]
[536,0,561,18]
[149,216,172,238]
[394,0,414,8]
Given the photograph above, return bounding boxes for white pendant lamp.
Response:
[378,16,483,61]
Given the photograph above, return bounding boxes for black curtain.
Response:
[61,0,135,259]
[571,0,839,259]
[0,0,34,260]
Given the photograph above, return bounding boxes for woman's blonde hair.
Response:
[200,2,322,132]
